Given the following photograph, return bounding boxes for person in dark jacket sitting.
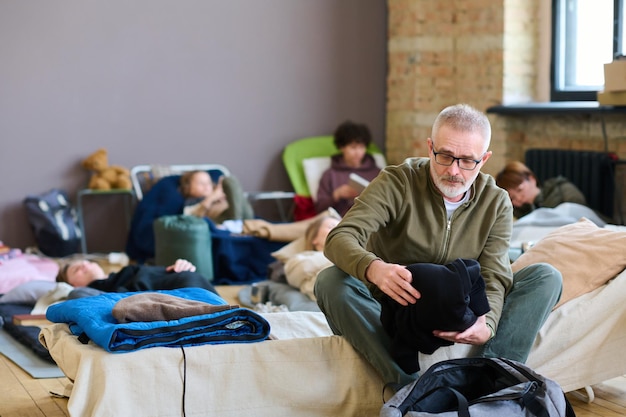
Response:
[495,160,587,219]
[56,258,218,295]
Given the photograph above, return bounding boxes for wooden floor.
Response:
[1,284,624,416]
[0,354,70,417]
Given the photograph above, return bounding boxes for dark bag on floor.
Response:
[380,357,576,417]
[23,189,82,257]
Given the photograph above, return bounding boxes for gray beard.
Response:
[433,175,471,201]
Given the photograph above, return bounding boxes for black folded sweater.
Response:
[380,258,490,374]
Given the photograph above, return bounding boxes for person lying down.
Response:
[56,258,219,298]
[283,215,340,301]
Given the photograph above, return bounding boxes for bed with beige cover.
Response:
[39,213,626,416]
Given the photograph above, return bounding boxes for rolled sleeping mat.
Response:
[153,215,213,281]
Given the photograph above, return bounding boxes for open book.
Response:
[348,173,370,193]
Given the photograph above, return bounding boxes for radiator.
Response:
[524,149,617,220]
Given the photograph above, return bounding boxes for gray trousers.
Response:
[314,263,562,386]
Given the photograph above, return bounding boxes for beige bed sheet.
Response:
[40,311,385,417]
[40,269,626,416]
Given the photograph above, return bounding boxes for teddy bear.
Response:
[81,148,132,190]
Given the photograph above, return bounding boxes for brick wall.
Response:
[386,0,626,184]
[386,0,507,171]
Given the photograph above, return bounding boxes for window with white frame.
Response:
[551,0,623,101]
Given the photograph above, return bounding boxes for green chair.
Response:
[282,135,385,198]
[282,135,385,219]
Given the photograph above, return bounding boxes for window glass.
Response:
[614,0,626,56]
[552,0,616,100]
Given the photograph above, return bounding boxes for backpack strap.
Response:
[441,387,470,417]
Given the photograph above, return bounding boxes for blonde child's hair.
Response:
[304,216,335,251]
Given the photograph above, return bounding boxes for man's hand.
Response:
[166,259,197,273]
[433,314,491,346]
[365,259,420,306]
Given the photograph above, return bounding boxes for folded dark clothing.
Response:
[113,292,238,323]
[380,258,490,374]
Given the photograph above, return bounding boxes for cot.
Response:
[125,164,288,284]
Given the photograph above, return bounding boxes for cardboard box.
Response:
[604,60,626,92]
[597,90,626,105]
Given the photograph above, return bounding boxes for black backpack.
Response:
[380,357,576,417]
[23,189,82,257]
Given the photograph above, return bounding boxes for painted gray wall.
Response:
[0,1,387,252]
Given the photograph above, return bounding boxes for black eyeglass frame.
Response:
[431,148,485,171]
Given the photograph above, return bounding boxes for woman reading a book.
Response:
[315,120,381,216]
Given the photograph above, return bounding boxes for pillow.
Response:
[271,236,307,263]
[284,251,333,301]
[0,254,59,294]
[0,280,57,305]
[511,217,626,309]
[302,157,332,202]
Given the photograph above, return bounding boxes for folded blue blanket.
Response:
[45,287,270,353]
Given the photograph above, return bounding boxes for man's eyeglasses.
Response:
[432,149,484,171]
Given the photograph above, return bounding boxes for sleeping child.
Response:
[284,215,340,300]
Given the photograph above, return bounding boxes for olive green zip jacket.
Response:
[324,157,514,332]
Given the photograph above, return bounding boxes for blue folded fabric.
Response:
[45,287,270,353]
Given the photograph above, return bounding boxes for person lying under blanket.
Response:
[283,215,340,300]
[56,258,219,298]
[495,160,587,220]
